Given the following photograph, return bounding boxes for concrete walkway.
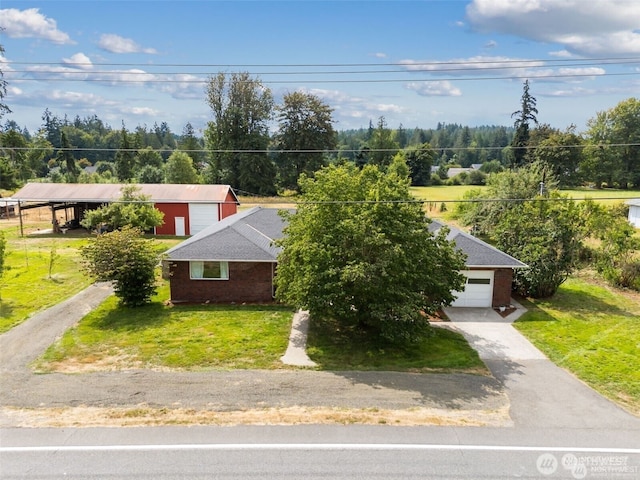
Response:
[280,310,317,367]
[442,300,640,430]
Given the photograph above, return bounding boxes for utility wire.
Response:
[3,143,639,153]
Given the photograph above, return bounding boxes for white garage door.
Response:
[188,203,219,234]
[451,270,494,307]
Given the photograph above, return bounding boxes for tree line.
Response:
[1,71,639,193]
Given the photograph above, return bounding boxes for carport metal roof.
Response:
[11,183,239,204]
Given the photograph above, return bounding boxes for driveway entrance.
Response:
[442,302,639,429]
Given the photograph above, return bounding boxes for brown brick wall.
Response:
[168,261,275,303]
[492,268,514,307]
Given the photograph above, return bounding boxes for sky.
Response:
[1,0,639,137]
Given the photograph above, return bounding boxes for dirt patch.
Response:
[1,404,511,428]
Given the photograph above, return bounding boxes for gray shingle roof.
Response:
[167,208,526,268]
[428,219,527,268]
[165,207,289,262]
[627,198,640,207]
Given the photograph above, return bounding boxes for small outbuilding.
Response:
[627,199,640,228]
[428,220,527,307]
[10,183,239,235]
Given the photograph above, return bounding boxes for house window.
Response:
[190,261,229,280]
[468,278,491,285]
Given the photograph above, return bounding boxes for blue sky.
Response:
[1,0,639,136]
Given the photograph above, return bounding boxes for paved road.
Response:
[2,425,639,479]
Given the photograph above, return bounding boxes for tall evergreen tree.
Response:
[115,125,135,181]
[511,80,538,167]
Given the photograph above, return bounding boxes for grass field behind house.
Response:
[514,275,640,415]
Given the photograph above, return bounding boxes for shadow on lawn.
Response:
[93,301,172,331]
[516,285,638,322]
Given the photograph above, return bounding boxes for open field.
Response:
[515,273,640,415]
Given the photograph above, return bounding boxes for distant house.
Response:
[628,199,640,228]
[11,183,239,235]
[164,207,527,308]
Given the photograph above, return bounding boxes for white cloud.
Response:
[406,81,462,97]
[549,50,573,58]
[484,40,497,49]
[62,53,93,70]
[0,8,73,44]
[398,55,605,83]
[466,0,640,55]
[98,34,158,54]
[123,106,160,116]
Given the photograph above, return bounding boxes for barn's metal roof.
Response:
[11,183,239,204]
[165,207,289,262]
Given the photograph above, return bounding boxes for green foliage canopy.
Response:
[81,227,159,306]
[275,161,466,343]
[81,185,164,232]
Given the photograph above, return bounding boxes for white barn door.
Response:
[188,203,220,234]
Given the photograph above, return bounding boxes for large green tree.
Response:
[81,227,159,306]
[584,97,640,188]
[274,91,336,190]
[492,192,583,298]
[511,80,538,167]
[164,150,200,184]
[532,126,584,187]
[275,161,466,343]
[204,72,276,194]
[81,185,164,232]
[368,116,400,167]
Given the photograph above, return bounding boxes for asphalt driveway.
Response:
[442,302,640,430]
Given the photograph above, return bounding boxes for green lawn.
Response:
[306,317,487,373]
[0,229,92,333]
[514,276,640,415]
[0,225,181,334]
[35,283,296,371]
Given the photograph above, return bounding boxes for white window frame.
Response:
[190,261,229,280]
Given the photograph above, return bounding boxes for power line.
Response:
[7,56,640,68]
[3,143,639,154]
[9,71,640,84]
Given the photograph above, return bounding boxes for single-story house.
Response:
[164,207,527,308]
[627,199,640,228]
[11,183,239,235]
[164,207,288,303]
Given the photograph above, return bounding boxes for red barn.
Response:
[11,183,239,235]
